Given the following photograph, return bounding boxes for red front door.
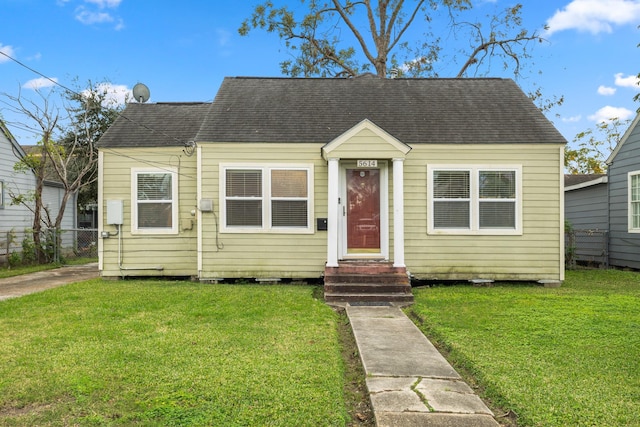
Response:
[346,169,380,253]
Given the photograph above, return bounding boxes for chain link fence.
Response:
[0,228,98,267]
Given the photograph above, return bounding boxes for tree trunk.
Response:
[31,175,47,263]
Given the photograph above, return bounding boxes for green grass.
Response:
[409,269,640,427]
[0,280,347,426]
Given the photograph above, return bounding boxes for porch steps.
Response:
[323,261,413,305]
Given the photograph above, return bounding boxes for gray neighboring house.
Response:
[0,121,76,262]
[0,121,34,231]
[565,112,640,269]
[564,174,609,265]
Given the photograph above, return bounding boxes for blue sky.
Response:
[1,0,639,147]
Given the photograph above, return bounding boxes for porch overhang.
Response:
[323,119,410,269]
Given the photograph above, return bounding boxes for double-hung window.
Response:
[132,168,178,234]
[221,164,313,233]
[629,171,640,232]
[428,165,521,235]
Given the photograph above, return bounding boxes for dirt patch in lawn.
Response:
[335,308,375,427]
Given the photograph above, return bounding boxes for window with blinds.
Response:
[222,165,312,231]
[133,170,177,232]
[226,169,262,227]
[479,171,516,229]
[429,166,520,234]
[630,172,640,231]
[271,169,308,227]
[433,171,470,228]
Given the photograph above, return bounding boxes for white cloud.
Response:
[74,0,124,29]
[23,77,58,90]
[588,105,635,122]
[597,85,616,95]
[562,114,583,123]
[545,0,640,35]
[75,7,114,25]
[614,72,640,90]
[85,0,122,7]
[82,82,131,107]
[0,43,15,63]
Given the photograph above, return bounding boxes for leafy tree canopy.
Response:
[239,0,546,79]
[565,118,631,175]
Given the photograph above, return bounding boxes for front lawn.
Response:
[409,269,640,427]
[0,280,348,426]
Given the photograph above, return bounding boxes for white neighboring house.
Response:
[0,121,76,261]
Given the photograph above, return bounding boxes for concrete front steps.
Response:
[323,261,414,305]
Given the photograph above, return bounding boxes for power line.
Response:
[0,49,194,150]
[0,50,78,95]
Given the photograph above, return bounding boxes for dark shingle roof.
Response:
[98,102,211,148]
[196,76,566,145]
[98,76,567,148]
[564,174,607,187]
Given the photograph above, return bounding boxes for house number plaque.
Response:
[357,160,377,167]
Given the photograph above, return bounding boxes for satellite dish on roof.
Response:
[132,83,150,103]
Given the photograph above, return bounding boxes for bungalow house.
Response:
[97,76,567,302]
[565,112,640,270]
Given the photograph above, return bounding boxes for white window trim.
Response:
[628,170,640,233]
[0,180,4,209]
[427,164,523,235]
[220,163,314,234]
[131,167,179,235]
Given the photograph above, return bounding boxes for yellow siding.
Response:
[199,143,328,279]
[100,141,563,282]
[99,147,198,277]
[328,129,406,159]
[404,144,564,281]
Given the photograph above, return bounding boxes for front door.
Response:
[346,168,381,254]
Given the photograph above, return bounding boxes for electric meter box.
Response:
[106,200,124,225]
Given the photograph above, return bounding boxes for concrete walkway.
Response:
[0,263,99,301]
[346,305,500,427]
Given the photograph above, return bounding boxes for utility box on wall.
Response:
[106,200,124,225]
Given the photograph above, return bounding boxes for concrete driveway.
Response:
[0,263,99,301]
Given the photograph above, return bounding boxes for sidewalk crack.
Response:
[410,377,435,412]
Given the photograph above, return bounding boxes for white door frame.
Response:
[338,160,389,260]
